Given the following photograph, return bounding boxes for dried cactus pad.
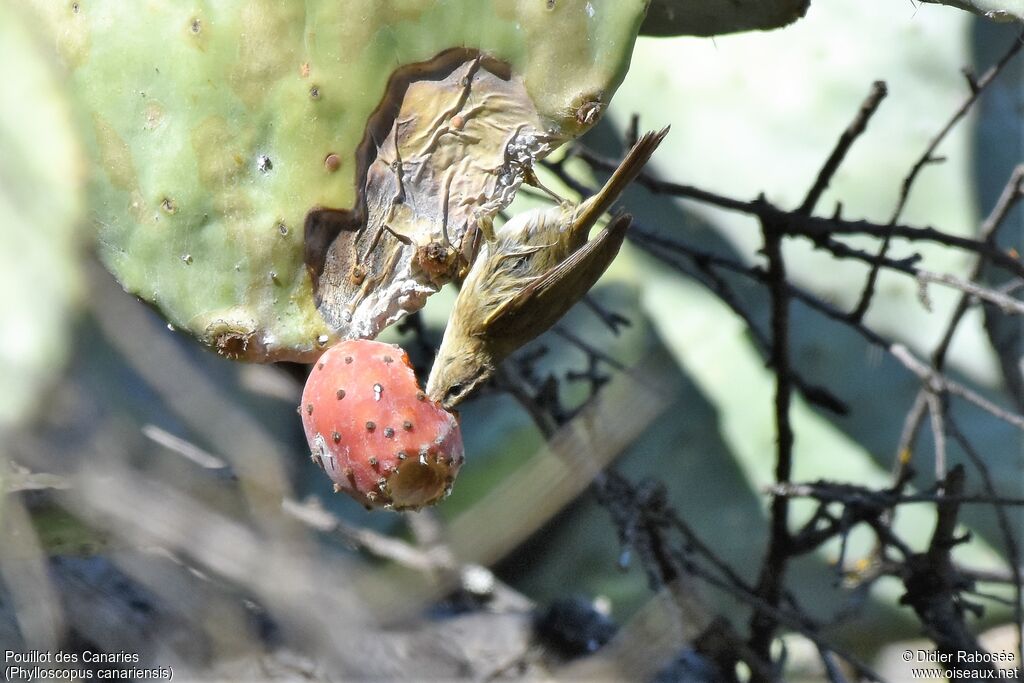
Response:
[308,51,552,341]
[28,0,648,361]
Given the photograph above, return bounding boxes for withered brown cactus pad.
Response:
[305,50,554,340]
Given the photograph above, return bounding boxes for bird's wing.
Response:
[483,214,632,337]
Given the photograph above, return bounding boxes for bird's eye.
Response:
[445,383,466,403]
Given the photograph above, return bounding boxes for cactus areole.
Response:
[300,340,463,509]
[28,0,649,361]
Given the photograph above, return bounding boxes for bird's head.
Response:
[426,334,496,410]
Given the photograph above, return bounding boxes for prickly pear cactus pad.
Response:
[26,0,648,361]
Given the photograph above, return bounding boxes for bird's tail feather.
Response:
[574,126,670,230]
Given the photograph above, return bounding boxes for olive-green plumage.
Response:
[427,128,669,408]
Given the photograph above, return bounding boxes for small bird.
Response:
[426,127,669,408]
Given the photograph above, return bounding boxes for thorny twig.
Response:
[747,207,796,668]
[797,80,889,216]
[767,467,1014,680]
[850,32,1024,323]
[624,224,1024,433]
[934,166,1024,366]
[497,361,885,681]
[769,479,1024,509]
[542,163,852,417]
[573,153,1024,280]
[947,413,1024,671]
[901,466,995,676]
[523,32,1024,682]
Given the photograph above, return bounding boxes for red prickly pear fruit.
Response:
[300,339,464,510]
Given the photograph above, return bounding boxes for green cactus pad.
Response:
[27,0,648,361]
